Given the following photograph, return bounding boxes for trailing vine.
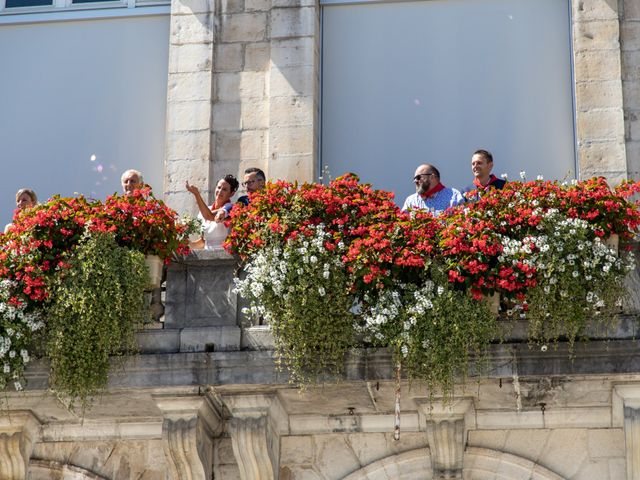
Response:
[46,233,149,410]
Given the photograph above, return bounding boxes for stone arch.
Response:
[463,447,566,480]
[340,447,566,480]
[28,459,109,480]
[342,448,432,480]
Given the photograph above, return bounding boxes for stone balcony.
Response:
[9,250,640,480]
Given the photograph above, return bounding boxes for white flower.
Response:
[3,364,9,374]
[13,381,22,391]
[9,351,15,359]
[536,175,544,181]
[401,344,408,357]
[323,271,330,279]
[519,171,526,179]
[501,173,508,180]
[318,287,326,297]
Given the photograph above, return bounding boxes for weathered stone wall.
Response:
[573,0,628,182]
[30,439,167,480]
[164,0,319,215]
[621,0,640,179]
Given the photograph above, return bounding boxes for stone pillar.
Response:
[416,398,475,480]
[164,0,216,214]
[267,2,319,182]
[163,250,241,351]
[572,0,628,182]
[155,394,222,480]
[620,0,640,179]
[223,394,288,480]
[0,411,40,480]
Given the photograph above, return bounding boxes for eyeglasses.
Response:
[242,179,260,187]
[414,173,435,182]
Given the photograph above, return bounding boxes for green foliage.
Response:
[46,232,149,410]
[237,226,357,385]
[362,266,497,400]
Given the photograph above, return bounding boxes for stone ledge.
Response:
[18,339,640,393]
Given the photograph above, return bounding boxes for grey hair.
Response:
[121,169,144,184]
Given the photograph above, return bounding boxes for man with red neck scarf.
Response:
[464,149,506,200]
[402,164,464,216]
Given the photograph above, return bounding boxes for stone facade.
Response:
[164,0,640,214]
[4,0,640,479]
[621,0,640,179]
[0,252,637,479]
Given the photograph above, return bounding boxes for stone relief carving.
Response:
[155,394,221,480]
[228,416,276,480]
[425,418,464,479]
[0,411,40,480]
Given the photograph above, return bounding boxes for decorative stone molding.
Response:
[463,447,565,480]
[154,394,222,480]
[29,459,107,480]
[415,398,474,480]
[223,394,288,480]
[613,384,640,480]
[228,416,276,480]
[0,411,40,480]
[342,448,432,480]
[425,418,464,479]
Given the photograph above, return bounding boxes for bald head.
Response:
[413,164,440,194]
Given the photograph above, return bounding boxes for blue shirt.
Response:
[402,187,464,215]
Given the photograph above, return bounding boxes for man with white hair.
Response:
[121,169,144,195]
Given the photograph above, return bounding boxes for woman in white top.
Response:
[4,188,38,234]
[186,175,239,250]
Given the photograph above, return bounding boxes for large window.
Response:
[321,0,576,203]
[0,15,170,227]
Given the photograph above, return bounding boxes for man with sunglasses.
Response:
[402,164,464,215]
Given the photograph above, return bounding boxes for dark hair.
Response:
[244,167,266,181]
[473,149,493,163]
[223,174,239,193]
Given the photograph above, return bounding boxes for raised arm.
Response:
[186,181,217,221]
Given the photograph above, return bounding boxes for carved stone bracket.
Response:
[613,384,640,480]
[425,417,464,479]
[223,394,288,480]
[154,394,222,480]
[0,411,41,480]
[415,398,475,480]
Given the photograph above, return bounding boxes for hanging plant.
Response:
[46,232,148,410]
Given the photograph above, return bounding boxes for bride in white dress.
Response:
[185,174,239,250]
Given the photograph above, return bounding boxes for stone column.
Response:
[572,0,628,182]
[267,1,319,182]
[164,0,216,214]
[223,394,288,480]
[0,411,40,480]
[154,394,222,480]
[620,0,640,179]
